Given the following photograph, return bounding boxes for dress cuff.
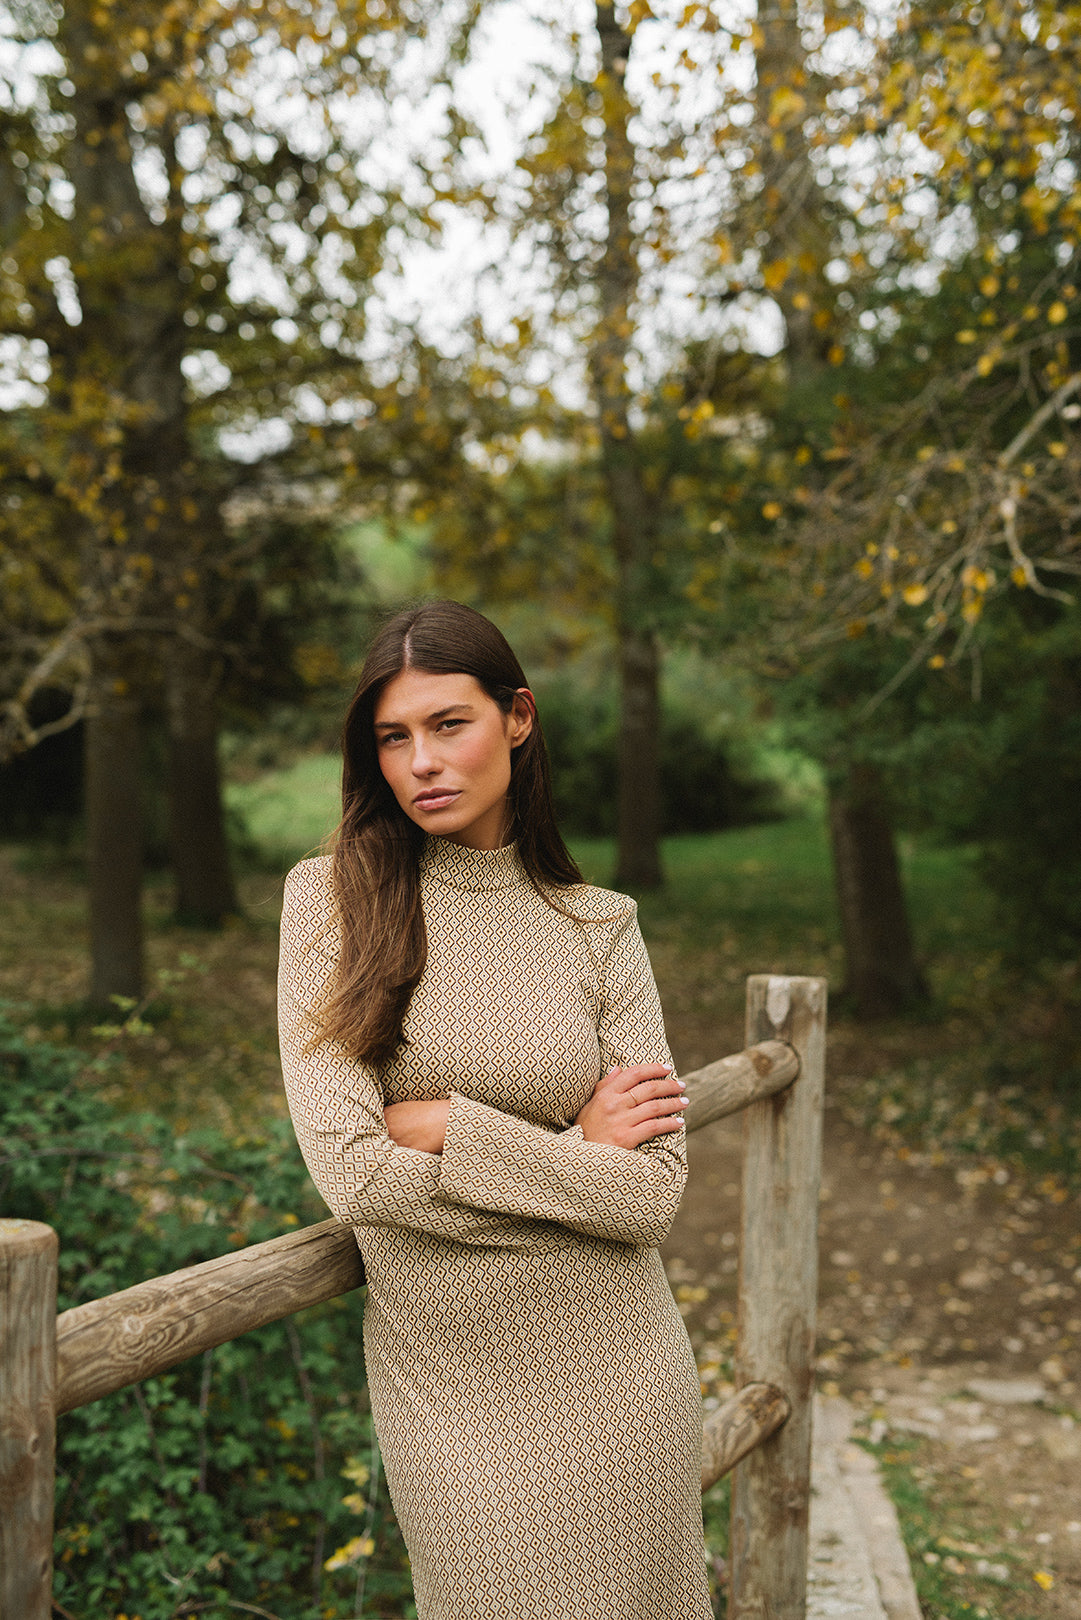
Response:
[437,1091,568,1208]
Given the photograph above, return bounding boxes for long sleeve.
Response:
[434,902,688,1248]
[277,860,567,1252]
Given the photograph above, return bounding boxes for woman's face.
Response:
[373,668,534,851]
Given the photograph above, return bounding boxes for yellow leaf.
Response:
[956,329,977,344]
[1048,440,1067,457]
[762,258,790,292]
[827,343,845,365]
[928,654,946,668]
[1033,1570,1054,1590]
[1048,301,1068,325]
[325,1535,375,1572]
[1011,565,1029,587]
[902,583,929,605]
[855,557,874,578]
[761,501,783,520]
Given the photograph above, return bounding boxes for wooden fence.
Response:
[0,972,825,1620]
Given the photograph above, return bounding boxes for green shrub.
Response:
[534,677,782,837]
[0,1013,414,1619]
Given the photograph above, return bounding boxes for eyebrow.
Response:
[373,703,476,731]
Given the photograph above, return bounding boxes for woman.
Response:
[278,601,712,1620]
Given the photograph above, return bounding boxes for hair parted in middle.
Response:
[317,599,584,1065]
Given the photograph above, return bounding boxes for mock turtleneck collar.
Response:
[421,836,525,892]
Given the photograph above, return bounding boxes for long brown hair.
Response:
[317,600,583,1065]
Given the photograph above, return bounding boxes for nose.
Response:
[410,735,440,777]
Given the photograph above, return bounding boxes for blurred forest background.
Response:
[1,0,1080,1616]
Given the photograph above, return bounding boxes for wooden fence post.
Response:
[0,1218,58,1620]
[729,975,827,1620]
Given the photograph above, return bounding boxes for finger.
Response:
[612,1063,672,1094]
[628,1115,687,1146]
[628,1076,686,1104]
[629,1092,689,1121]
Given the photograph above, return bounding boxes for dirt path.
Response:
[662,1081,1081,1617]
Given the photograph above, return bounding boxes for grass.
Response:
[867,1437,1046,1620]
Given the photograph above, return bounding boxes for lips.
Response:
[413,789,461,810]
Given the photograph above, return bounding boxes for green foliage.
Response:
[0,1013,414,1619]
[950,604,1081,963]
[702,1473,731,1617]
[867,1438,1041,1620]
[225,752,343,870]
[535,674,783,837]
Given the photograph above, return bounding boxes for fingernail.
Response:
[679,1098,689,1106]
[677,1079,686,1089]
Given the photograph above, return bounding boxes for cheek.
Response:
[461,729,512,784]
[377,750,407,799]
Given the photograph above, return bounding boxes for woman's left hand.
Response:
[575,1063,687,1149]
[384,1100,450,1153]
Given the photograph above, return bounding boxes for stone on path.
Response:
[964,1376,1047,1405]
[807,1395,921,1620]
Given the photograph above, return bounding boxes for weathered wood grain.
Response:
[729,975,827,1620]
[683,1040,799,1134]
[55,1218,365,1415]
[0,1218,58,1620]
[700,1381,791,1493]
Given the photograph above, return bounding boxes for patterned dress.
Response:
[278,837,711,1620]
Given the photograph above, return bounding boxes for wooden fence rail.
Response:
[1,973,825,1620]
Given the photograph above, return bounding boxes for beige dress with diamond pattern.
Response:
[278,837,711,1620]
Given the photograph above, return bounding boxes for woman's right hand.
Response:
[575,1063,688,1149]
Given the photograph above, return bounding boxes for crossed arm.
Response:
[278,859,689,1250]
[384,1062,688,1152]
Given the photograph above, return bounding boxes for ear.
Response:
[508,688,536,749]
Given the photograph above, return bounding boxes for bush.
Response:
[534,676,782,837]
[0,1013,414,1619]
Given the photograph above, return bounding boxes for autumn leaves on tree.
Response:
[1,0,412,996]
[2,0,1080,1009]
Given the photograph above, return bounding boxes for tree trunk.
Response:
[614,624,663,889]
[85,672,143,1006]
[828,762,929,1016]
[165,642,238,927]
[592,1,664,890]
